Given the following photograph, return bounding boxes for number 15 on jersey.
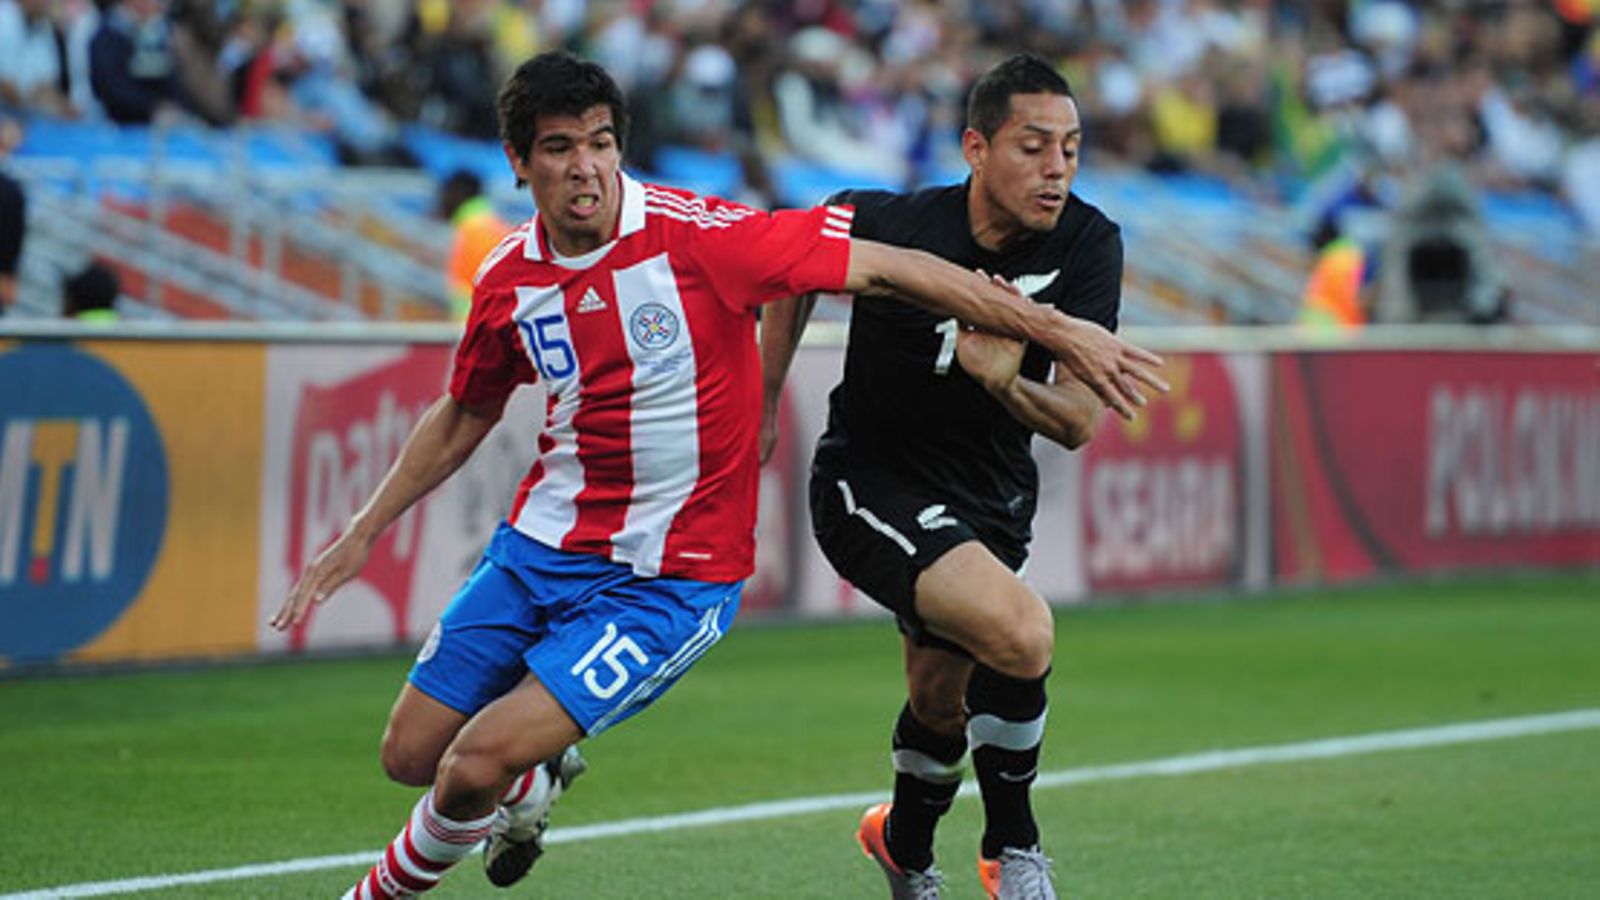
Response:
[518,313,577,380]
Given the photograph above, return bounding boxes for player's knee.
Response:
[379,731,437,787]
[434,744,508,800]
[980,614,1054,680]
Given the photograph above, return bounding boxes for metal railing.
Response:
[7,124,457,321]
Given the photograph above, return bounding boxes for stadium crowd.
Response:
[0,1,1596,222]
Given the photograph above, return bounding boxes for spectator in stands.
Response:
[435,168,509,321]
[89,0,188,125]
[773,26,908,185]
[1300,234,1372,331]
[1147,61,1220,174]
[0,0,76,118]
[165,0,235,125]
[276,5,407,165]
[57,0,102,118]
[1214,57,1273,174]
[61,260,120,323]
[664,41,738,152]
[1074,38,1152,163]
[582,4,678,170]
[416,1,500,139]
[1561,94,1600,236]
[0,115,21,316]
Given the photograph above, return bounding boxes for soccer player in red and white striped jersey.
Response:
[271,51,1164,898]
[456,173,857,583]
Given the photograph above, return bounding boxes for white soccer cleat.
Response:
[483,745,587,888]
[978,845,1056,900]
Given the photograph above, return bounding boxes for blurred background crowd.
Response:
[0,0,1597,326]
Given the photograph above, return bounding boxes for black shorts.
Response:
[809,459,1027,653]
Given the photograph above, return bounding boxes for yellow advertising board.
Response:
[0,340,264,667]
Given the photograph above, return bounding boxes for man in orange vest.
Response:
[437,169,512,320]
[1301,235,1370,330]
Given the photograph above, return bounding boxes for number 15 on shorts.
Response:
[570,622,650,700]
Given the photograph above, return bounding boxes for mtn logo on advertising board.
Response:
[0,345,168,663]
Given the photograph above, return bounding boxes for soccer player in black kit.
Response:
[761,54,1155,900]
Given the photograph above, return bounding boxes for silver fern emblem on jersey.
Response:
[1011,269,1060,298]
[917,504,958,531]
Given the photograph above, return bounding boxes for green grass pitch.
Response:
[2,572,1597,898]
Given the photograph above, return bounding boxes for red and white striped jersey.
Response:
[450,172,854,582]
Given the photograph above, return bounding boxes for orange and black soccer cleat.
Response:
[856,802,945,900]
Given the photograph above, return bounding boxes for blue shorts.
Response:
[409,524,742,736]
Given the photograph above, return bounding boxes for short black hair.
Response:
[436,168,483,220]
[62,262,119,316]
[966,53,1074,140]
[498,51,628,187]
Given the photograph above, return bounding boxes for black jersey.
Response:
[816,182,1123,540]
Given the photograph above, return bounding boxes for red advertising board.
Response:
[1271,351,1600,582]
[279,346,450,649]
[1081,353,1248,592]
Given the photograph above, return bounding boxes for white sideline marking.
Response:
[7,708,1599,898]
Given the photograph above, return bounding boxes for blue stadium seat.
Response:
[771,157,901,207]
[401,125,506,188]
[651,146,742,198]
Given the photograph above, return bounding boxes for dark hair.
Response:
[436,168,483,220]
[966,53,1075,139]
[62,261,119,317]
[498,52,628,187]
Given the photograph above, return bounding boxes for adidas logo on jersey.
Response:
[577,288,608,313]
[917,504,958,531]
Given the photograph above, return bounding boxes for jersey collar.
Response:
[525,170,648,268]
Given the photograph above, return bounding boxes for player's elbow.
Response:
[844,240,909,297]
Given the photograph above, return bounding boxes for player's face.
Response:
[965,92,1081,241]
[505,105,623,256]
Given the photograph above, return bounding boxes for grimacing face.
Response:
[966,92,1082,243]
[504,104,623,257]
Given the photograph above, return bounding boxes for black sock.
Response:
[966,665,1048,859]
[886,701,967,872]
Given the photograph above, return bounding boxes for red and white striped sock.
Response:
[500,764,549,810]
[343,790,496,899]
[494,764,554,839]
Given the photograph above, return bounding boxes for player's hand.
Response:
[958,272,1027,394]
[1047,315,1167,420]
[270,529,373,631]
[958,326,1025,394]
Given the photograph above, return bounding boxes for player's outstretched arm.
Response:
[844,239,1167,419]
[758,293,818,465]
[955,274,1105,449]
[270,394,502,630]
